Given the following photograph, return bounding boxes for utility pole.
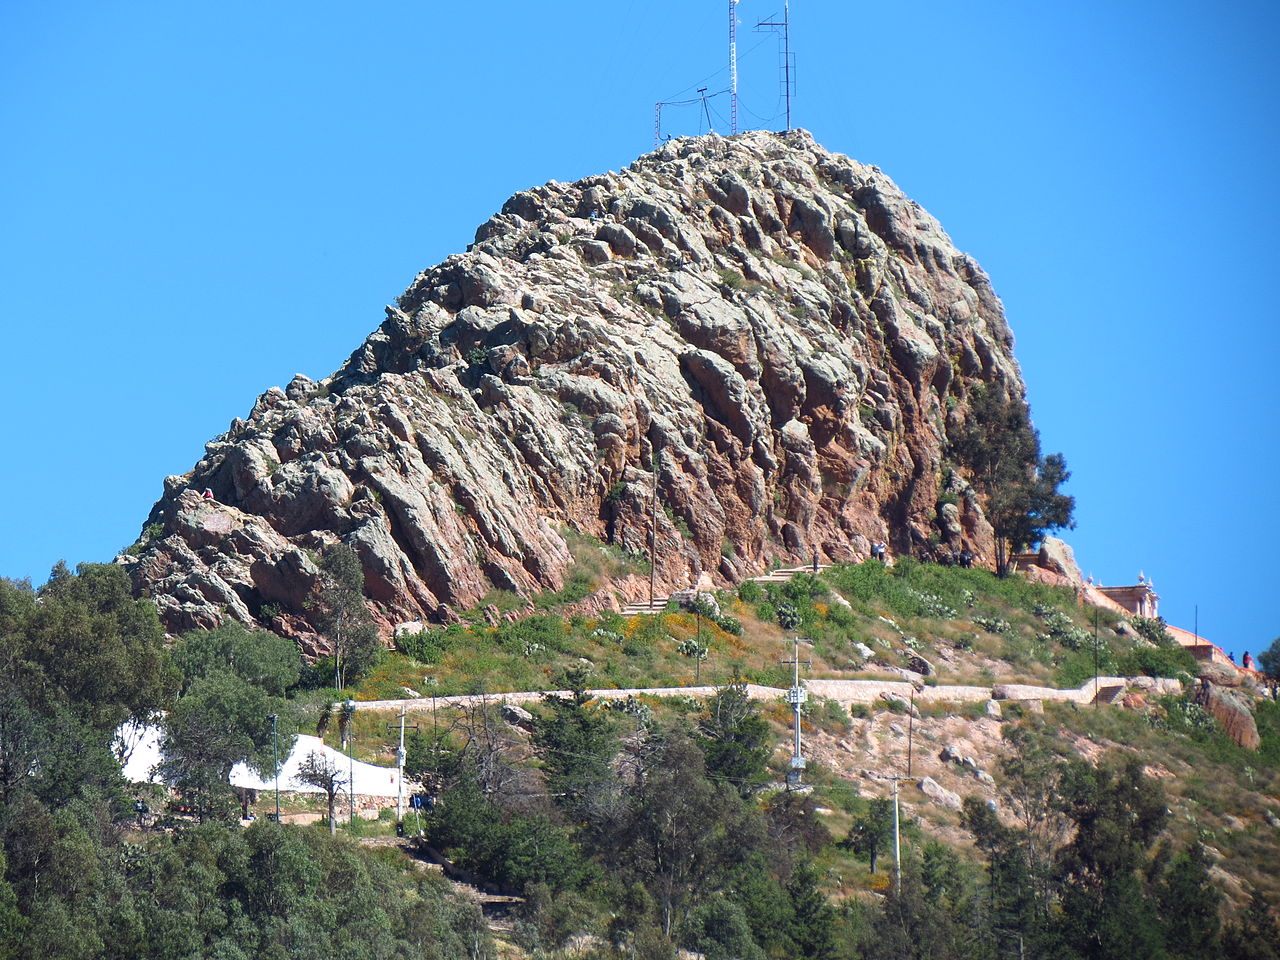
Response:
[893,776,902,893]
[1093,606,1100,708]
[344,698,356,827]
[268,713,280,822]
[387,707,419,825]
[881,775,913,894]
[650,445,660,610]
[906,689,915,776]
[780,637,812,787]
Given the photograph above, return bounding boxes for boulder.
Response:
[1198,661,1243,688]
[1199,684,1260,750]
[500,703,535,729]
[917,776,963,811]
[1036,537,1084,582]
[906,653,935,677]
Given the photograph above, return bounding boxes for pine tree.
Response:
[951,386,1074,574]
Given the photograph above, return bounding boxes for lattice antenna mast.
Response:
[729,0,740,134]
[756,1,796,131]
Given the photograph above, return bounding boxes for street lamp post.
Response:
[268,713,280,822]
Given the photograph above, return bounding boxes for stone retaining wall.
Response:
[352,676,1183,714]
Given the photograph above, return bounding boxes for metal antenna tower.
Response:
[780,637,812,787]
[756,1,796,131]
[729,0,740,134]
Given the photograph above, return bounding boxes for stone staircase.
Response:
[617,563,832,617]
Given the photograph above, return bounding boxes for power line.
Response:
[654,87,731,147]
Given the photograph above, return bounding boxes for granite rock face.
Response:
[123,130,1027,648]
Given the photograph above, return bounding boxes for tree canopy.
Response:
[316,544,381,689]
[951,386,1075,574]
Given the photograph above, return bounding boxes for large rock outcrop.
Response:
[122,130,1027,647]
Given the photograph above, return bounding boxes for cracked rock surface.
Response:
[123,130,1024,649]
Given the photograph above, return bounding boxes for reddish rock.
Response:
[1198,661,1244,688]
[1198,683,1260,751]
[122,130,1028,644]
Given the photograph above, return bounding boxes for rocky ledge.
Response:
[123,129,1024,647]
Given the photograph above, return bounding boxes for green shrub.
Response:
[717,267,746,290]
[1131,616,1173,645]
[535,569,594,608]
[1037,608,1095,651]
[394,624,466,664]
[1116,642,1196,679]
[1055,649,1117,688]
[494,615,570,654]
[715,614,743,636]
[781,573,828,603]
[737,580,763,603]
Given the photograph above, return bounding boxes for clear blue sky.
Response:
[2,1,1276,655]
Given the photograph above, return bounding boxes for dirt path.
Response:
[357,835,523,935]
[348,675,1174,716]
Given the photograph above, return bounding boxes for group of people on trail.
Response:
[915,544,975,568]
[864,538,977,569]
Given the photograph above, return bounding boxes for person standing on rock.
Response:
[201,487,215,501]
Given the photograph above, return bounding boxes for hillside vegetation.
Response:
[325,557,1279,959]
[2,557,1276,959]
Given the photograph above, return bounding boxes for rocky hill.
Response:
[123,130,1025,646]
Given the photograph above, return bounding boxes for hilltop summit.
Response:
[124,130,1027,646]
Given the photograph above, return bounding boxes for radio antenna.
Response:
[756,1,796,131]
[729,0,740,134]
